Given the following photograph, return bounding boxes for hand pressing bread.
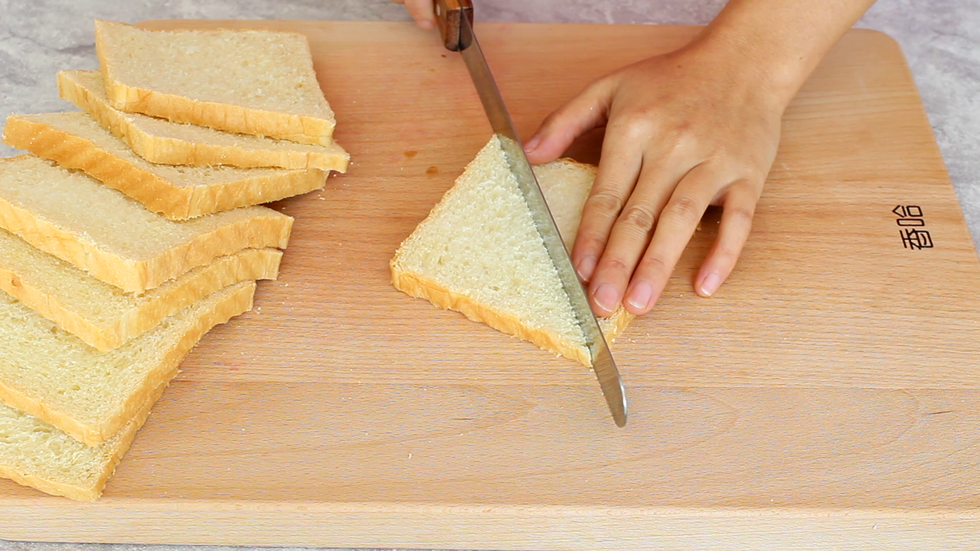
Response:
[395,0,878,317]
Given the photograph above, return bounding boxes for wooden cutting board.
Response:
[3,20,980,550]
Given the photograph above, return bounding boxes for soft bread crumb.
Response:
[391,136,633,366]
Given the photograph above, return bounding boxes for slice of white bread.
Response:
[0,282,254,500]
[0,223,280,350]
[0,383,151,501]
[0,281,255,448]
[391,136,633,366]
[2,112,329,220]
[58,70,349,171]
[95,20,335,146]
[0,155,292,293]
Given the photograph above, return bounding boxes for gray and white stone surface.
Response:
[0,1,977,550]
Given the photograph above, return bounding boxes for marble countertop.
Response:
[0,1,977,550]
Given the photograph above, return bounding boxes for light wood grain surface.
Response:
[2,20,979,550]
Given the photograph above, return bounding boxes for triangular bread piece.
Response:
[57,70,349,171]
[0,281,255,448]
[3,112,329,220]
[95,20,335,146]
[0,224,280,350]
[390,136,633,366]
[0,282,254,500]
[0,155,292,293]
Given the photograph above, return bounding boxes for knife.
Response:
[434,0,628,428]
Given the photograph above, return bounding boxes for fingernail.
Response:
[699,272,722,297]
[576,255,597,281]
[524,135,541,153]
[626,281,653,311]
[592,283,619,313]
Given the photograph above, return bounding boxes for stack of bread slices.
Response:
[0,20,348,501]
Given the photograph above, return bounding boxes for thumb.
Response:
[524,79,613,165]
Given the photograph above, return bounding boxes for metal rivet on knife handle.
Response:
[434,0,474,51]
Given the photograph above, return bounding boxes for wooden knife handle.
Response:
[435,0,474,51]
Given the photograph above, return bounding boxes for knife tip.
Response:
[614,407,627,428]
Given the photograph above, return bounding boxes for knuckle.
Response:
[541,106,567,127]
[637,254,671,278]
[735,166,767,186]
[577,231,608,254]
[584,191,625,219]
[584,77,610,98]
[618,205,656,234]
[610,117,655,141]
[727,159,769,183]
[665,195,704,224]
[669,130,697,154]
[666,121,695,142]
[601,256,632,277]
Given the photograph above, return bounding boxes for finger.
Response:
[622,164,717,315]
[568,120,645,288]
[583,149,702,316]
[583,158,686,316]
[524,79,614,165]
[405,0,436,29]
[695,182,759,297]
[574,117,698,287]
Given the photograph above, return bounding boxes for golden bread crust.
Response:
[0,281,254,448]
[391,263,632,367]
[57,71,349,171]
[2,115,328,220]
